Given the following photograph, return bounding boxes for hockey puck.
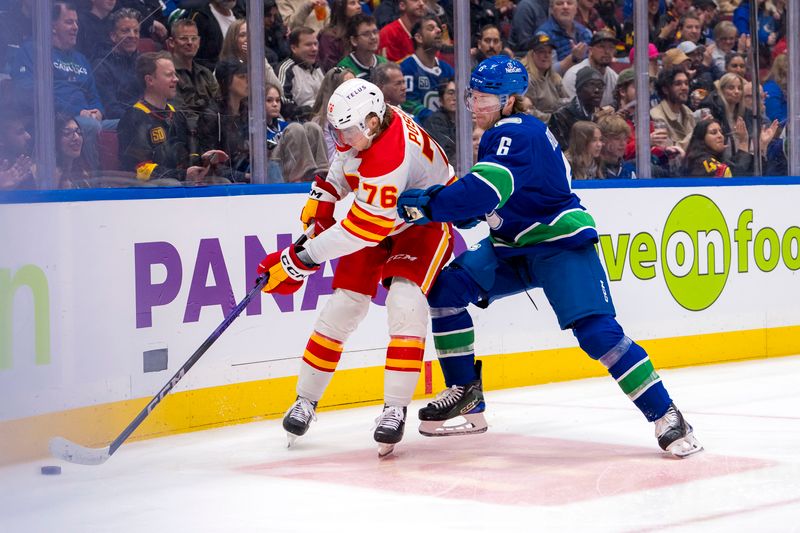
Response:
[40,465,61,475]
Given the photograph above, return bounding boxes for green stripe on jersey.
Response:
[433,329,475,356]
[470,162,514,208]
[491,209,597,248]
[617,359,661,400]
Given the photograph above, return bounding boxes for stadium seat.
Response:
[137,38,162,53]
[98,129,120,171]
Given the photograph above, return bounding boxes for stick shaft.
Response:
[107,230,310,456]
[109,276,268,455]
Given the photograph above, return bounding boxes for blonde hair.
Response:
[767,53,788,94]
[566,121,602,180]
[597,113,631,139]
[219,19,247,62]
[717,72,746,126]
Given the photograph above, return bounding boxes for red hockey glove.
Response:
[300,175,339,236]
[257,246,319,294]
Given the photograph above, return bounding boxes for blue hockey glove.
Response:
[397,185,444,225]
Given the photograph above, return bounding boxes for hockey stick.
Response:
[50,231,311,465]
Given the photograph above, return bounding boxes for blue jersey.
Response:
[399,55,455,123]
[429,113,597,255]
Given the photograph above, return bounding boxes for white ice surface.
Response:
[2,355,800,533]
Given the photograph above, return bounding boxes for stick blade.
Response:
[49,437,111,465]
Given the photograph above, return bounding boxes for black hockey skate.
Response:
[283,396,317,447]
[418,360,488,437]
[374,405,407,458]
[655,403,703,458]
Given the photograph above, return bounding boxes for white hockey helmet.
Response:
[327,78,386,144]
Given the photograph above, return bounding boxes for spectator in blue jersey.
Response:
[400,14,455,123]
[396,55,703,459]
[265,83,288,182]
[763,53,787,125]
[535,0,591,75]
[11,1,107,170]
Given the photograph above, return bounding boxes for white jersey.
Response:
[305,106,456,264]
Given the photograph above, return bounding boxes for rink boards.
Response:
[1,178,799,464]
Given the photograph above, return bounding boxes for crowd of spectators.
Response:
[0,0,793,189]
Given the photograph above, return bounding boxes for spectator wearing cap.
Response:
[613,68,636,117]
[521,32,569,122]
[677,41,720,94]
[548,66,605,149]
[509,0,550,54]
[693,0,719,43]
[662,47,691,71]
[629,43,660,80]
[535,0,592,75]
[562,29,619,107]
[650,66,696,152]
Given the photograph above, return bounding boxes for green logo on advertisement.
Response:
[661,195,731,311]
[0,265,51,370]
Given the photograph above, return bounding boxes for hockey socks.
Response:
[384,335,425,406]
[296,331,343,402]
[431,309,478,386]
[573,315,671,422]
[602,337,671,422]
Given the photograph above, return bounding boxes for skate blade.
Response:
[419,413,488,437]
[377,443,396,458]
[286,433,299,448]
[666,433,704,458]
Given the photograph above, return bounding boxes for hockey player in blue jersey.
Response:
[396,55,703,458]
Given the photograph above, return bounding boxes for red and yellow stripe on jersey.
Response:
[341,201,396,244]
[302,331,344,372]
[419,222,452,294]
[385,336,425,373]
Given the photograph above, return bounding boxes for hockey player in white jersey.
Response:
[396,56,702,458]
[257,78,455,457]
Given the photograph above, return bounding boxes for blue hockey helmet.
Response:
[469,55,529,96]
